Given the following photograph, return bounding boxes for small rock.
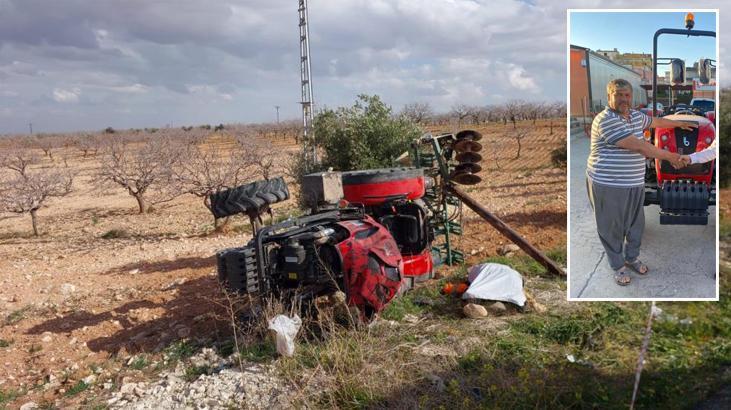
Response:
[82,374,96,385]
[176,327,190,338]
[463,303,488,318]
[20,401,38,410]
[129,269,140,275]
[413,296,435,306]
[162,278,187,291]
[525,291,547,314]
[497,244,520,256]
[59,283,76,297]
[426,374,445,392]
[120,382,137,395]
[41,335,53,343]
[402,314,419,323]
[487,301,507,314]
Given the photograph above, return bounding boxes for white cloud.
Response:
[506,64,539,92]
[0,0,723,133]
[52,87,80,103]
[107,83,149,94]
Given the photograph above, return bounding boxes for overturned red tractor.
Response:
[211,130,478,318]
[212,168,433,318]
[212,130,564,318]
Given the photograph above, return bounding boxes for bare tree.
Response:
[401,102,434,125]
[524,101,545,124]
[174,142,256,229]
[450,104,473,126]
[509,128,530,159]
[504,100,524,129]
[96,137,183,213]
[0,149,40,177]
[237,137,277,181]
[33,134,61,160]
[0,153,73,236]
[77,134,103,158]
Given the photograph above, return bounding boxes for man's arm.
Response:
[686,137,717,165]
[615,135,682,166]
[649,116,698,131]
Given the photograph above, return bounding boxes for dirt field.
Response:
[0,120,566,407]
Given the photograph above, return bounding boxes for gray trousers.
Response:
[586,179,645,270]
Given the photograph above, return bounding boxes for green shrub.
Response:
[550,143,567,168]
[314,94,421,171]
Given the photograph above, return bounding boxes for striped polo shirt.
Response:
[586,107,652,187]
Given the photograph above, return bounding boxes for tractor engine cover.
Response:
[341,168,425,205]
[654,114,715,185]
[336,216,404,316]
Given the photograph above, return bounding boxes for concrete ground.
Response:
[569,128,717,299]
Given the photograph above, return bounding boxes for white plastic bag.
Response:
[268,314,302,357]
[462,263,526,307]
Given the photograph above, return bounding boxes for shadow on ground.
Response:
[102,255,215,275]
[26,265,229,356]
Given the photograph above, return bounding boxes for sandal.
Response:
[625,259,649,275]
[614,267,631,286]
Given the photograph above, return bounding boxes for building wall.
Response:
[588,53,647,111]
[570,48,590,117]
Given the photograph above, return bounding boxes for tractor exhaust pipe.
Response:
[446,184,566,277]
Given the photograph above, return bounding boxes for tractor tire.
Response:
[209,177,290,219]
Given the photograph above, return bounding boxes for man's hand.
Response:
[666,152,683,168]
[650,116,699,131]
[669,154,690,169]
[675,121,698,132]
[672,155,692,169]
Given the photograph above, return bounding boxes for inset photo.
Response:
[568,10,718,300]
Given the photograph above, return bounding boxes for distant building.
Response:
[570,45,647,118]
[596,48,619,60]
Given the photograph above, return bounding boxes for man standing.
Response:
[586,79,697,286]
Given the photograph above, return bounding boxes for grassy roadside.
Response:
[273,246,730,408]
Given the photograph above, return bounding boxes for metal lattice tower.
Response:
[298,0,316,163]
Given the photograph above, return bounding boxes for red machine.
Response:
[644,13,716,225]
[212,168,436,318]
[653,113,715,186]
[341,168,434,287]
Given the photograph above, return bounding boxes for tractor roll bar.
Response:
[652,28,715,112]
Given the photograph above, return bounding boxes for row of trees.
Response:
[401,100,566,128]
[0,133,278,235]
[0,119,305,163]
[1,96,568,236]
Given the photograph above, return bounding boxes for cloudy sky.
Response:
[0,1,725,134]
